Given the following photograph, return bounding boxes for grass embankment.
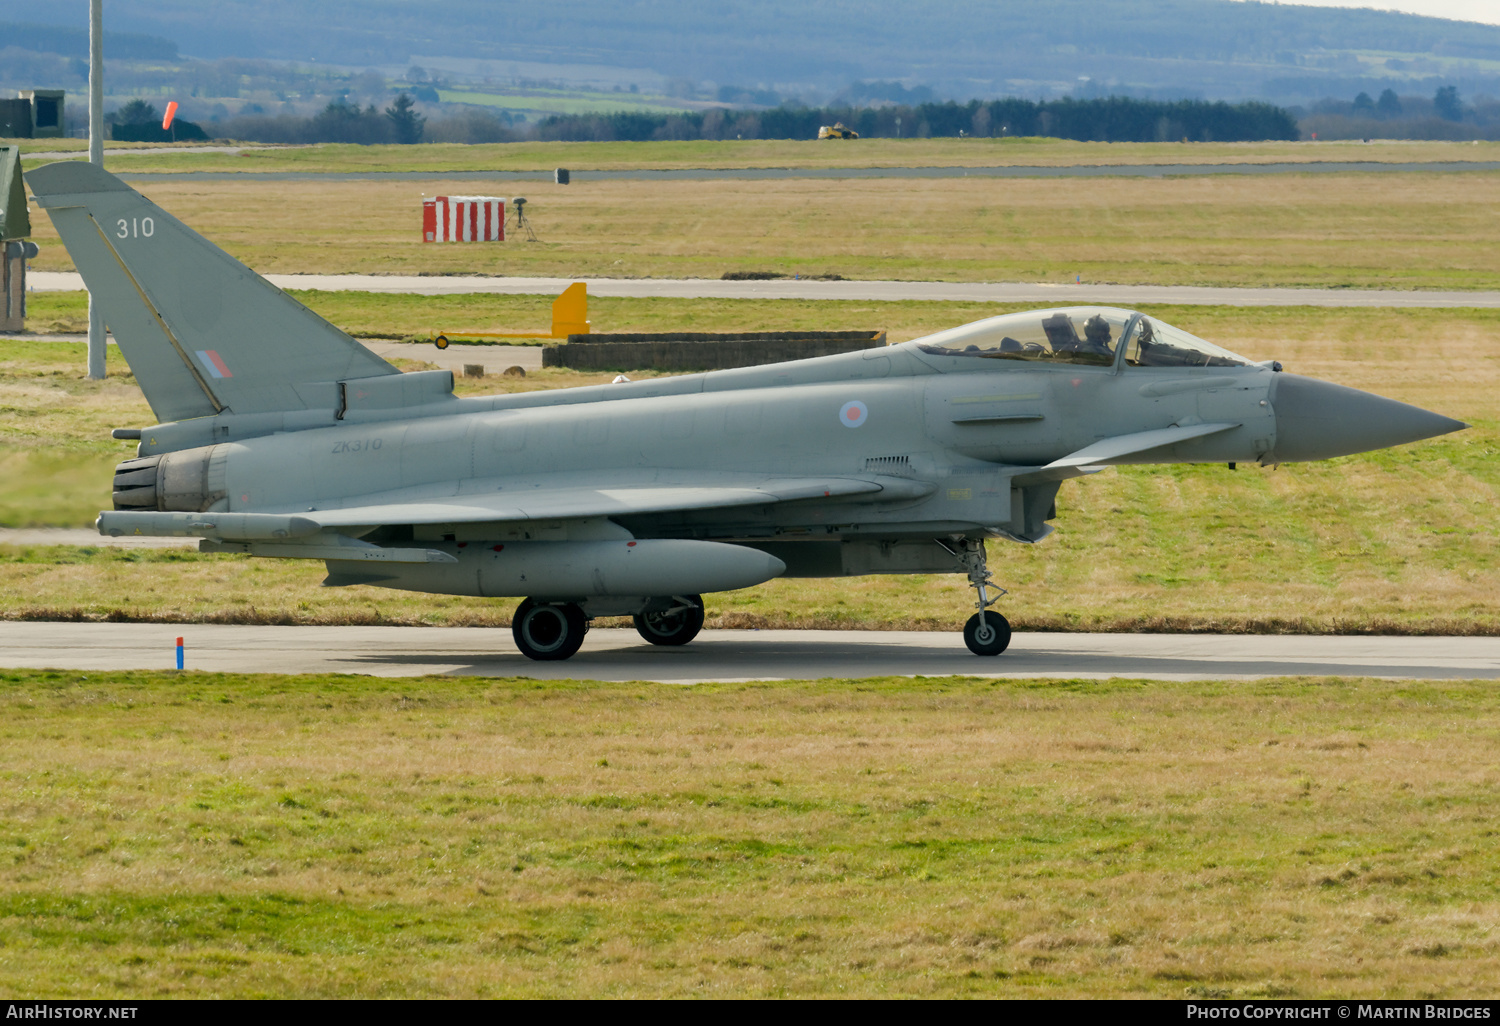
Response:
[1,669,1497,998]
[433,88,688,118]
[0,303,1494,632]
[16,137,1500,173]
[22,170,1500,290]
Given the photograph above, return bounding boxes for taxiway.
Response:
[1,622,1494,684]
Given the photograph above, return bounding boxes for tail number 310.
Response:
[116,217,154,239]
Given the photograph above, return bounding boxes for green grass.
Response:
[0,337,144,528]
[436,88,689,117]
[1,668,1498,997]
[24,289,1037,339]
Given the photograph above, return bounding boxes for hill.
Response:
[4,0,1500,104]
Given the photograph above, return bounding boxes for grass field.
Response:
[23,171,1500,289]
[434,88,688,118]
[13,137,1500,173]
[1,668,1497,997]
[0,302,1494,632]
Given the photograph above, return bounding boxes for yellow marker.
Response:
[434,283,590,343]
[551,282,590,338]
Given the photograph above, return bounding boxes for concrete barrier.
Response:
[541,330,886,371]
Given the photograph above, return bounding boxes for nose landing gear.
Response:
[950,538,1011,656]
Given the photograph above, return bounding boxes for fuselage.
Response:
[127,335,1274,546]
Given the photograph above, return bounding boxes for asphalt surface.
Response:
[27,271,1500,308]
[100,160,1500,183]
[0,622,1494,684]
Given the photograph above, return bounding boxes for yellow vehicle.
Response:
[817,122,858,139]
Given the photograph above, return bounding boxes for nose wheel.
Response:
[964,610,1011,656]
[944,538,1012,656]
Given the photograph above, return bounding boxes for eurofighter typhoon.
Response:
[28,162,1466,660]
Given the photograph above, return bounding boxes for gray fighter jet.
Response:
[27,161,1466,659]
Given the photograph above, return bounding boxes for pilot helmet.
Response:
[1083,314,1112,345]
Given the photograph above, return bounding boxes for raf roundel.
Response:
[839,400,869,428]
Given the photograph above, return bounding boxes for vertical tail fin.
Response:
[25,160,397,423]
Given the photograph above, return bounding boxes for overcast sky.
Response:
[1233,0,1500,26]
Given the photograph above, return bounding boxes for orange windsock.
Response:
[162,101,178,130]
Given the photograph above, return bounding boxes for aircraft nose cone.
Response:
[1269,374,1467,463]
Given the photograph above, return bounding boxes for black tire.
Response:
[434,335,450,349]
[512,599,588,661]
[633,595,705,646]
[963,610,1011,656]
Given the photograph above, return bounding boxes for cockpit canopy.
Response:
[915,307,1253,369]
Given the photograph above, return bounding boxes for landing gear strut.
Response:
[512,598,588,661]
[948,538,1011,656]
[633,594,705,646]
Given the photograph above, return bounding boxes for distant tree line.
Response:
[534,97,1298,143]
[212,95,428,144]
[1298,85,1500,140]
[207,94,1300,146]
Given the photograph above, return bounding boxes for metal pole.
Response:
[86,0,106,380]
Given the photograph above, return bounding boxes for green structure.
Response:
[2,145,34,332]
[1,146,31,240]
[0,90,65,139]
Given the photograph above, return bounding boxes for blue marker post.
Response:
[175,636,184,670]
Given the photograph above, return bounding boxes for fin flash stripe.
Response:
[195,350,232,379]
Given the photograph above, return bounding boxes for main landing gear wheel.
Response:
[633,595,705,646]
[512,599,588,661]
[964,610,1012,656]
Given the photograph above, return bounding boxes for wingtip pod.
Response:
[98,511,322,541]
